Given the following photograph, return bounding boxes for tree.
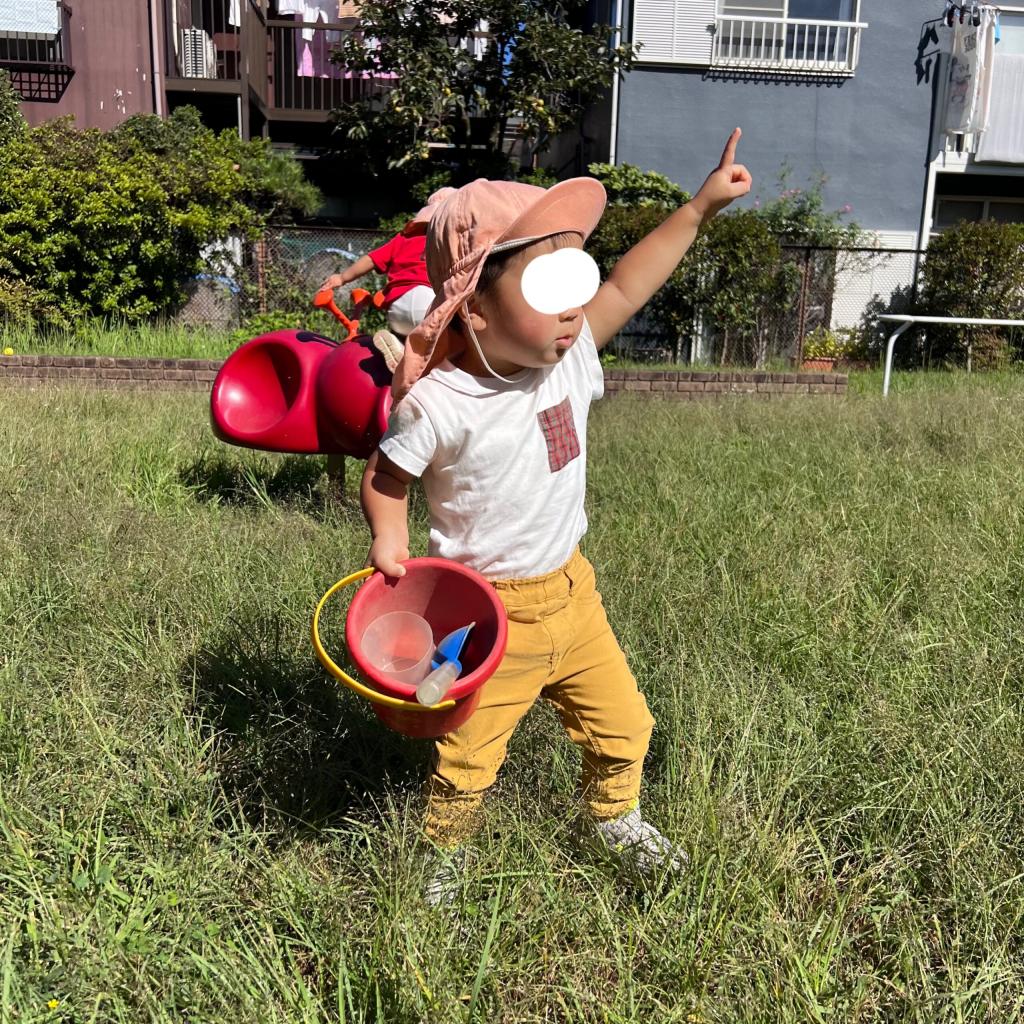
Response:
[916,220,1024,367]
[0,105,321,324]
[0,70,26,147]
[330,0,637,183]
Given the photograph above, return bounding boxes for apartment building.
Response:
[0,0,377,218]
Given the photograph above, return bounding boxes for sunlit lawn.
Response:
[2,374,1023,1021]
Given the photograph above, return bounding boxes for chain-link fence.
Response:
[607,245,923,366]
[177,232,924,367]
[176,226,386,332]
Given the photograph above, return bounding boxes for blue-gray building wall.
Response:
[615,0,941,233]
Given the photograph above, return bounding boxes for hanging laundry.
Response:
[294,7,343,77]
[228,0,241,28]
[975,54,1024,162]
[276,0,305,13]
[944,6,997,136]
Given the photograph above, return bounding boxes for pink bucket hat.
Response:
[391,176,607,401]
[408,186,459,228]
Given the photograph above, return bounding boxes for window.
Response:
[722,1,785,13]
[632,0,718,66]
[990,201,1024,223]
[0,0,60,35]
[633,0,865,70]
[721,1,855,20]
[714,0,864,73]
[789,1,856,20]
[935,198,1024,228]
[997,13,1024,55]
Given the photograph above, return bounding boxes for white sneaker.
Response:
[372,330,405,373]
[423,846,467,907]
[592,808,688,875]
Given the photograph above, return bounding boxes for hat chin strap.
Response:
[461,303,520,384]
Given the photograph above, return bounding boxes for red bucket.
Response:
[313,558,508,739]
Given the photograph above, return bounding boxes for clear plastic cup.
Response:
[360,611,434,686]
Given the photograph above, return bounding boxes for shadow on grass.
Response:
[186,614,432,838]
[179,451,337,513]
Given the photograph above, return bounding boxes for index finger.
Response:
[719,127,742,168]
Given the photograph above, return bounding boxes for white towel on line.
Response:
[975,53,1024,163]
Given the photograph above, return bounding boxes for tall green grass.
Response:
[0,320,238,361]
[2,380,1023,1021]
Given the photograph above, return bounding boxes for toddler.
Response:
[361,131,751,904]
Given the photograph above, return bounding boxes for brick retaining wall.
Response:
[603,369,846,398]
[0,355,222,389]
[0,355,847,398]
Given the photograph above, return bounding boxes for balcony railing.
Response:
[164,0,387,117]
[267,19,389,115]
[0,1,73,101]
[712,15,867,74]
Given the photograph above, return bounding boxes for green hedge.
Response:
[916,220,1024,367]
[0,71,319,330]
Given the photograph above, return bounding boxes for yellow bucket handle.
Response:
[311,567,457,712]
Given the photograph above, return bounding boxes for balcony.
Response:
[164,0,388,122]
[164,0,247,95]
[712,15,867,75]
[266,17,391,119]
[0,1,74,101]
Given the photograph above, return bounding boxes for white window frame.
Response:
[714,0,867,75]
[632,0,867,74]
[932,194,1024,234]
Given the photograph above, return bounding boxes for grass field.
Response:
[2,376,1023,1022]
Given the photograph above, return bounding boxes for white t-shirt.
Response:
[378,316,605,580]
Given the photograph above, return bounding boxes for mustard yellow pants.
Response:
[424,548,655,846]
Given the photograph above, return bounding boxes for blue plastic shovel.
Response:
[415,622,475,705]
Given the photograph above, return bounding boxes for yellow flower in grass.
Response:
[47,999,60,1010]
[2,347,13,356]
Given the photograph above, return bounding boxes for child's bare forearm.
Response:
[327,254,375,288]
[361,451,411,576]
[586,129,751,348]
[361,453,409,541]
[604,202,705,310]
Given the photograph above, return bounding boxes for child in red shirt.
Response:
[322,188,455,369]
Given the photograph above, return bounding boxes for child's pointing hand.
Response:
[691,127,753,221]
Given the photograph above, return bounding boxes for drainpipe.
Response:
[149,0,165,117]
[608,0,623,164]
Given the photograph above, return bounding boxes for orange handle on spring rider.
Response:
[313,287,360,341]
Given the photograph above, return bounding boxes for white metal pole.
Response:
[149,0,165,117]
[883,320,913,396]
[608,0,622,164]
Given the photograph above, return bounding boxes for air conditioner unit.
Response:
[180,27,217,78]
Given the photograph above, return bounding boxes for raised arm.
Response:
[361,448,415,577]
[321,253,376,293]
[585,128,753,349]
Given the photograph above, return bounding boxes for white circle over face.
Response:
[520,248,600,315]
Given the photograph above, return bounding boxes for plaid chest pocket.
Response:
[537,396,581,473]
